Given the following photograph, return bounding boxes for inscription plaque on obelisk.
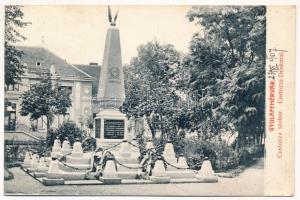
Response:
[93,6,127,146]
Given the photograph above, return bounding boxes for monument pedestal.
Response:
[150,159,171,183]
[195,159,218,182]
[94,109,128,148]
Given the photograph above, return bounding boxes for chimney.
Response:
[89,62,98,66]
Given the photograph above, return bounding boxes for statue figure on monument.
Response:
[108,6,118,26]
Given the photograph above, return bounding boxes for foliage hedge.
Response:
[4,140,49,166]
[183,138,262,171]
[184,138,239,171]
[46,120,85,147]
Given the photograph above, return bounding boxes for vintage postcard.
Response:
[1,2,296,197]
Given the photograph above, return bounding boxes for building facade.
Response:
[4,46,100,138]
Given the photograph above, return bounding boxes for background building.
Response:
[4,46,100,140]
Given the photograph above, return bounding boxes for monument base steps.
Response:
[40,177,210,186]
[115,157,139,164]
[34,172,47,178]
[36,167,48,172]
[58,162,91,171]
[47,171,92,180]
[61,172,86,180]
[27,168,38,173]
[117,163,140,172]
[42,177,65,186]
[99,177,122,184]
[20,164,30,169]
[51,152,62,158]
[166,170,195,178]
[121,179,152,184]
[64,179,103,185]
[70,152,84,157]
[118,152,131,158]
[66,156,91,165]
[46,172,63,179]
[165,165,181,171]
[25,169,219,186]
[164,158,177,164]
[45,157,51,165]
[169,178,206,183]
[118,171,138,179]
[149,176,171,183]
[195,175,218,183]
[97,140,123,150]
[61,150,72,155]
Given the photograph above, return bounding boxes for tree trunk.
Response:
[235,130,244,154]
[235,134,240,154]
[46,116,50,138]
[158,113,163,139]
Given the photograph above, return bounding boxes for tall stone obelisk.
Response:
[94,7,127,147]
[97,13,125,108]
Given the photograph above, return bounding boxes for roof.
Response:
[16,46,91,79]
[75,64,101,96]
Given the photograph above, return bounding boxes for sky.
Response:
[16,5,200,65]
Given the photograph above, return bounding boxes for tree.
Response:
[55,121,84,146]
[5,6,30,86]
[123,41,182,138]
[20,75,72,136]
[183,6,266,149]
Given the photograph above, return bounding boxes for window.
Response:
[95,119,101,138]
[84,107,90,114]
[5,84,19,91]
[4,102,16,131]
[14,84,19,91]
[31,119,38,131]
[59,86,72,94]
[64,107,70,120]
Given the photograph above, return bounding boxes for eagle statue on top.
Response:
[108,6,118,26]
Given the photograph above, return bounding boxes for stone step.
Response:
[117,163,140,172]
[98,141,122,150]
[66,156,91,165]
[58,162,91,172]
[47,171,86,180]
[114,157,140,164]
[166,170,196,178]
[64,179,103,185]
[99,177,122,184]
[33,171,47,178]
[194,175,218,183]
[149,176,171,183]
[42,177,64,186]
[46,171,98,180]
[121,179,152,184]
[118,171,138,179]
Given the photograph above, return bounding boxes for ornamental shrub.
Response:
[46,120,84,147]
[184,138,239,171]
[135,129,147,159]
[82,136,97,152]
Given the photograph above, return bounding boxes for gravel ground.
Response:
[4,161,264,196]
